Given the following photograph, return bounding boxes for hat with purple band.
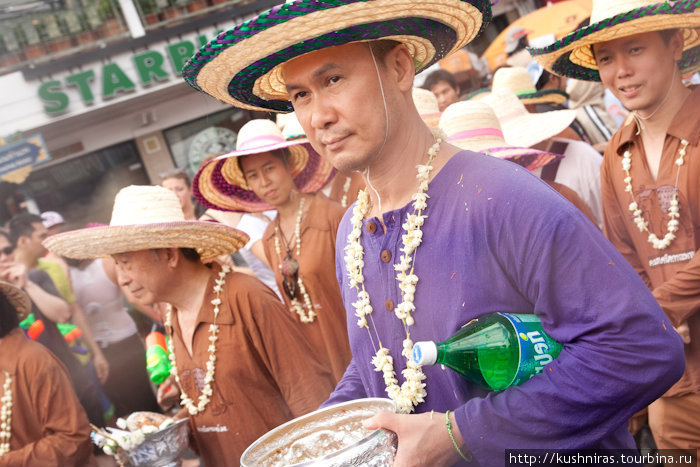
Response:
[182,0,493,112]
[529,0,700,81]
[439,100,563,172]
[193,119,335,212]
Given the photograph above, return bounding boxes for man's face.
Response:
[594,31,684,113]
[430,80,460,112]
[18,222,48,261]
[162,177,192,210]
[112,250,163,305]
[239,152,296,207]
[282,42,395,172]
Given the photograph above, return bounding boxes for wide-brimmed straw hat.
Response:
[491,66,568,105]
[182,0,493,112]
[439,100,562,172]
[530,0,700,81]
[193,119,335,213]
[0,281,31,320]
[482,88,576,148]
[43,186,249,261]
[412,87,441,130]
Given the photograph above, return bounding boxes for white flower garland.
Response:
[0,371,11,455]
[341,176,353,208]
[165,265,230,416]
[623,139,688,250]
[345,130,443,414]
[274,196,316,323]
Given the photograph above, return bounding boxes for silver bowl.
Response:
[241,398,397,467]
[125,418,190,467]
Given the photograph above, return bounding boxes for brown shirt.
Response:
[167,264,335,467]
[263,193,352,382]
[328,171,365,209]
[0,328,95,467]
[601,87,700,397]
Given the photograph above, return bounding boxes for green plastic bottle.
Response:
[412,313,562,391]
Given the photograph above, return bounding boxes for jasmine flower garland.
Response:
[345,130,443,414]
[0,372,12,455]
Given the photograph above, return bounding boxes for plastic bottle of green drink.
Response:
[412,313,562,391]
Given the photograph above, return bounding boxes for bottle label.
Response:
[499,313,562,387]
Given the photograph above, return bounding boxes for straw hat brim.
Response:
[530,3,700,81]
[43,223,249,261]
[452,139,562,172]
[183,0,492,112]
[0,281,31,321]
[420,112,442,130]
[501,108,577,148]
[516,89,569,105]
[193,141,336,212]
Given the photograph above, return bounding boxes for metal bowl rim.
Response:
[240,397,396,467]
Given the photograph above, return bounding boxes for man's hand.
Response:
[0,262,28,289]
[93,352,110,385]
[363,410,467,467]
[674,322,691,344]
[157,375,180,411]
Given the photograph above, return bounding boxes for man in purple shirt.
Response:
[182,1,684,465]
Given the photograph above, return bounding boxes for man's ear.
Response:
[669,29,685,62]
[386,44,416,93]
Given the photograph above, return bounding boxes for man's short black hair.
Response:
[368,39,402,64]
[8,213,43,245]
[0,293,20,339]
[0,230,13,249]
[422,69,458,91]
[180,248,201,263]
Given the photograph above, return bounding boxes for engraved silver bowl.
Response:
[125,418,190,467]
[240,398,397,467]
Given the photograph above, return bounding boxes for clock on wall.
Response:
[187,127,237,176]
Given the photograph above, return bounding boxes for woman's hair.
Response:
[160,168,191,188]
[0,292,20,339]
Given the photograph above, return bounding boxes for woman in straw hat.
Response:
[438,100,598,226]
[532,0,700,454]
[0,280,96,466]
[194,118,352,383]
[183,1,683,465]
[44,185,335,466]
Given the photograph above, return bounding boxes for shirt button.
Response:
[366,222,377,234]
[385,299,394,311]
[380,250,392,262]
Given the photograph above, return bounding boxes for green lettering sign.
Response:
[38,80,69,114]
[65,70,96,104]
[167,40,195,74]
[133,50,169,86]
[102,63,136,99]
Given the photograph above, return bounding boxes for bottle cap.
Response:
[412,341,438,366]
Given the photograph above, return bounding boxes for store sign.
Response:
[0,134,51,183]
[37,33,214,115]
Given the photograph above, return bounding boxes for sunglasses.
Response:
[0,246,14,256]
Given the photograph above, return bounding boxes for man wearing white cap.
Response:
[183,1,684,465]
[45,185,336,466]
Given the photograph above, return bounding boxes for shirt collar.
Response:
[613,86,700,156]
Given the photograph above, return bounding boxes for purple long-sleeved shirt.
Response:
[325,151,684,466]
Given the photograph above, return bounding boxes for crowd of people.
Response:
[1,0,699,466]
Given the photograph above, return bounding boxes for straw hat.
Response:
[481,88,576,148]
[281,113,306,141]
[182,0,493,112]
[530,0,700,81]
[193,119,335,213]
[412,87,441,130]
[43,186,249,261]
[439,100,562,172]
[0,281,31,321]
[491,66,568,105]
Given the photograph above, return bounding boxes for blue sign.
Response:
[0,134,50,179]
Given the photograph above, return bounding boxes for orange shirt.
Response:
[263,193,352,382]
[601,87,700,397]
[0,328,96,467]
[167,265,335,466]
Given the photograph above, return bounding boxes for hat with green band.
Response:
[182,0,493,112]
[529,0,700,82]
[491,66,569,105]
